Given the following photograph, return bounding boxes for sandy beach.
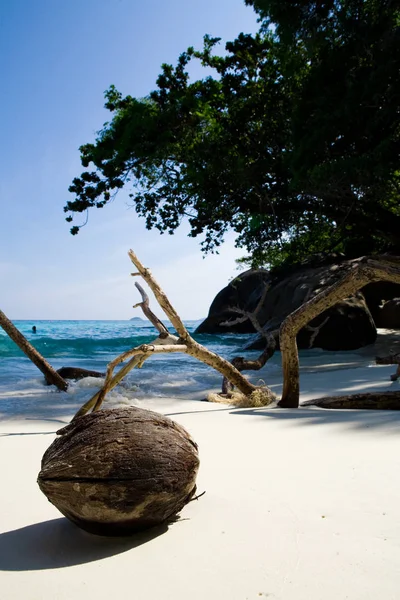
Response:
[2,0,399,596]
[1,335,400,600]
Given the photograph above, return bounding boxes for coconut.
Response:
[38,407,199,536]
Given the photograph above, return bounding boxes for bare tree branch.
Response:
[219,280,277,394]
[133,282,170,337]
[0,309,68,391]
[74,340,188,419]
[279,256,400,408]
[74,253,276,420]
[128,249,264,397]
[222,335,277,394]
[303,316,330,349]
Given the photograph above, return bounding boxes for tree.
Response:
[246,0,400,257]
[65,1,400,268]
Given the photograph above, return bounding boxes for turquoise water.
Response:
[0,320,278,413]
[0,319,381,419]
[0,319,251,372]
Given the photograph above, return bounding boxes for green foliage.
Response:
[66,1,400,268]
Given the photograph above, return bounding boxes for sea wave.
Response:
[0,335,155,358]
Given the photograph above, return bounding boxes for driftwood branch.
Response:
[74,263,193,419]
[133,282,170,337]
[220,313,249,327]
[128,249,269,399]
[279,256,400,408]
[79,252,400,416]
[220,287,278,394]
[222,329,278,394]
[302,391,400,410]
[74,340,187,419]
[303,316,330,349]
[129,251,188,340]
[222,341,277,394]
[220,282,270,334]
[0,309,68,391]
[74,252,276,420]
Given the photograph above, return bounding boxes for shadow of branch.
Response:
[229,406,400,432]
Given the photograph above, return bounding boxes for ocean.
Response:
[0,319,385,420]
[0,319,283,419]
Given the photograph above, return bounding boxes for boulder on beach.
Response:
[376,298,400,329]
[195,269,270,334]
[361,282,400,322]
[196,256,377,351]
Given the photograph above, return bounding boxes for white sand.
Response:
[1,341,400,599]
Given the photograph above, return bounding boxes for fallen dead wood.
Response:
[74,340,188,419]
[72,252,400,419]
[73,250,276,420]
[302,391,400,410]
[0,309,68,391]
[133,282,170,337]
[0,310,108,391]
[220,296,278,394]
[221,333,278,394]
[279,255,400,408]
[129,250,263,395]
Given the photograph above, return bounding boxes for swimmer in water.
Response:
[32,326,37,333]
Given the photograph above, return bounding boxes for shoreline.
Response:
[1,328,399,423]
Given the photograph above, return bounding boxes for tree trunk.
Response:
[0,309,68,391]
[279,267,366,407]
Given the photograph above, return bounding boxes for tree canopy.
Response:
[66,0,400,268]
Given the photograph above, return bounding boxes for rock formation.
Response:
[376,298,400,329]
[195,257,400,351]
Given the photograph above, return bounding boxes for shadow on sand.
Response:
[229,406,400,433]
[0,517,168,571]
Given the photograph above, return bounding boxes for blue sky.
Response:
[0,0,259,320]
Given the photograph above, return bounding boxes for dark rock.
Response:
[197,259,377,351]
[44,367,105,385]
[38,407,199,536]
[247,294,376,352]
[196,269,270,334]
[376,298,400,329]
[296,294,376,351]
[361,282,400,322]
